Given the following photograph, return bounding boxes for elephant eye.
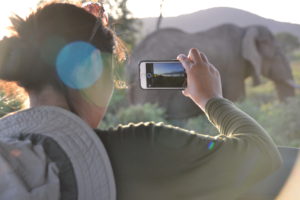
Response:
[256,39,270,48]
[258,39,269,44]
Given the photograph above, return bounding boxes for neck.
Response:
[29,86,70,109]
[28,86,106,128]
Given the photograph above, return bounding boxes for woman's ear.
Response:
[242,27,262,86]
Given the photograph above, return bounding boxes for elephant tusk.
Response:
[285,79,300,89]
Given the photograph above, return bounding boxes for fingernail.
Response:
[177,54,186,60]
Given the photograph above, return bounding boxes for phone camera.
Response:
[146,73,152,79]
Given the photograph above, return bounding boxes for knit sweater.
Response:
[96,98,282,200]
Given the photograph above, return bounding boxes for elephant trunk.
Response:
[267,50,298,101]
[284,79,300,89]
[274,80,295,102]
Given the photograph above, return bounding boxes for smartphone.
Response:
[139,60,187,89]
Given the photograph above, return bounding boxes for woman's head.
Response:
[0,2,126,127]
[0,2,120,91]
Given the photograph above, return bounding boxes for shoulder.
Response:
[96,121,192,139]
[96,122,216,151]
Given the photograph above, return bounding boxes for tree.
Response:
[156,0,165,31]
[275,32,300,56]
[107,0,141,49]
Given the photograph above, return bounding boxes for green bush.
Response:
[100,103,167,129]
[261,96,300,147]
[0,83,25,118]
[185,114,218,136]
[291,49,300,61]
[291,61,300,86]
[245,77,278,104]
[235,94,300,148]
[106,88,129,114]
[235,99,264,120]
[0,94,23,117]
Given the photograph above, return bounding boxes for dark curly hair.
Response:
[0,2,126,93]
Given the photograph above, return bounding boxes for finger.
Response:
[182,89,188,97]
[177,54,188,61]
[188,48,203,63]
[200,52,209,63]
[206,61,219,74]
[177,54,192,72]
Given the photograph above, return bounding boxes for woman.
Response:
[0,2,281,200]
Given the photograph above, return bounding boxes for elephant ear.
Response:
[242,27,262,86]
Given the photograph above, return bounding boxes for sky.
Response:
[154,62,184,75]
[127,0,300,24]
[0,0,299,38]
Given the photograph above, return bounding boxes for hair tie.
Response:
[82,2,108,26]
[82,2,109,42]
[89,19,102,42]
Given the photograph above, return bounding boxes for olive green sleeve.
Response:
[205,98,282,172]
[96,98,282,200]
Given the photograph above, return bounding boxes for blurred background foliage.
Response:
[0,81,27,117]
[275,32,300,59]
[1,0,300,148]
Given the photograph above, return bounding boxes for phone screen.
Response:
[145,62,187,88]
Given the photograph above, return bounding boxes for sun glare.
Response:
[127,0,299,24]
[0,0,37,39]
[0,0,299,39]
[0,9,13,39]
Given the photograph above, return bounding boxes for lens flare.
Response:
[56,41,103,89]
[208,141,215,150]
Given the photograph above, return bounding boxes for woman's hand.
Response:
[177,48,223,111]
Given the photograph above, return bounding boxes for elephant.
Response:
[126,24,300,119]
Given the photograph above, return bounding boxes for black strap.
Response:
[19,134,78,200]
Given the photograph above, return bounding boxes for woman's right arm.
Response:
[96,49,282,200]
[96,100,282,200]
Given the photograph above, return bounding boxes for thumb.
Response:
[177,54,191,72]
[182,89,189,97]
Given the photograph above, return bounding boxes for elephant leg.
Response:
[221,76,246,102]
